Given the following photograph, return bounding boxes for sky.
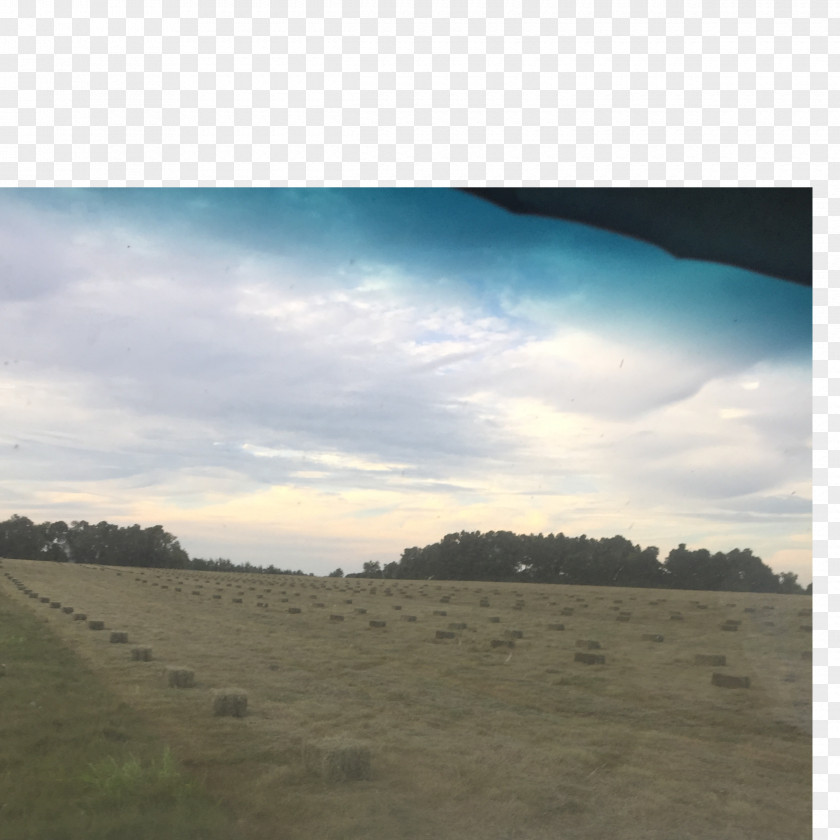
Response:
[0,188,812,582]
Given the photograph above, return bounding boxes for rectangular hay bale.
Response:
[574,652,606,665]
[694,654,726,666]
[711,672,750,689]
[131,646,153,661]
[302,737,372,782]
[212,688,248,717]
[166,666,195,688]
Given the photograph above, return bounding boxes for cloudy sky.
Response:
[0,189,812,581]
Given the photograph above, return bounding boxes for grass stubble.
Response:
[1,558,812,840]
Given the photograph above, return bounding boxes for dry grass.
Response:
[1,558,811,840]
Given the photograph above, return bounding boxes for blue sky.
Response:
[0,188,812,581]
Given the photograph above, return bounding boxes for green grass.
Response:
[0,590,240,840]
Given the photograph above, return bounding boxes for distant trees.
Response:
[661,544,779,592]
[0,515,189,568]
[0,513,808,595]
[386,530,806,595]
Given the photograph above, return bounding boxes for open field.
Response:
[1,557,811,839]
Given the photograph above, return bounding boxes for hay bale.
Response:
[669,614,684,621]
[479,598,490,607]
[505,629,523,639]
[62,606,74,614]
[800,624,812,632]
[329,614,345,622]
[166,667,195,688]
[711,672,750,689]
[302,737,372,782]
[109,631,129,643]
[694,654,726,666]
[232,598,243,603]
[39,596,50,603]
[547,623,565,631]
[721,624,739,631]
[561,607,574,616]
[448,622,467,630]
[491,639,514,649]
[616,615,631,622]
[355,608,367,614]
[288,607,302,614]
[88,620,105,630]
[576,640,601,650]
[369,620,386,628]
[574,652,606,665]
[641,633,664,642]
[49,601,61,609]
[401,615,417,622]
[435,630,455,639]
[131,646,153,661]
[73,613,87,621]
[433,610,447,616]
[211,688,248,717]
[489,616,501,623]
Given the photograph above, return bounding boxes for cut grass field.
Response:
[1,558,811,839]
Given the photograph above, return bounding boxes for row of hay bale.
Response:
[2,570,257,718]
[3,567,793,695]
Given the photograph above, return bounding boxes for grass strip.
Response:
[0,590,241,840]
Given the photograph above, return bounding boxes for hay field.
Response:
[1,557,811,840]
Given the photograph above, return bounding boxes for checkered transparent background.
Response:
[2,1,837,832]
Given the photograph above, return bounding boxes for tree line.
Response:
[0,515,310,576]
[346,530,809,595]
[1,515,808,594]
